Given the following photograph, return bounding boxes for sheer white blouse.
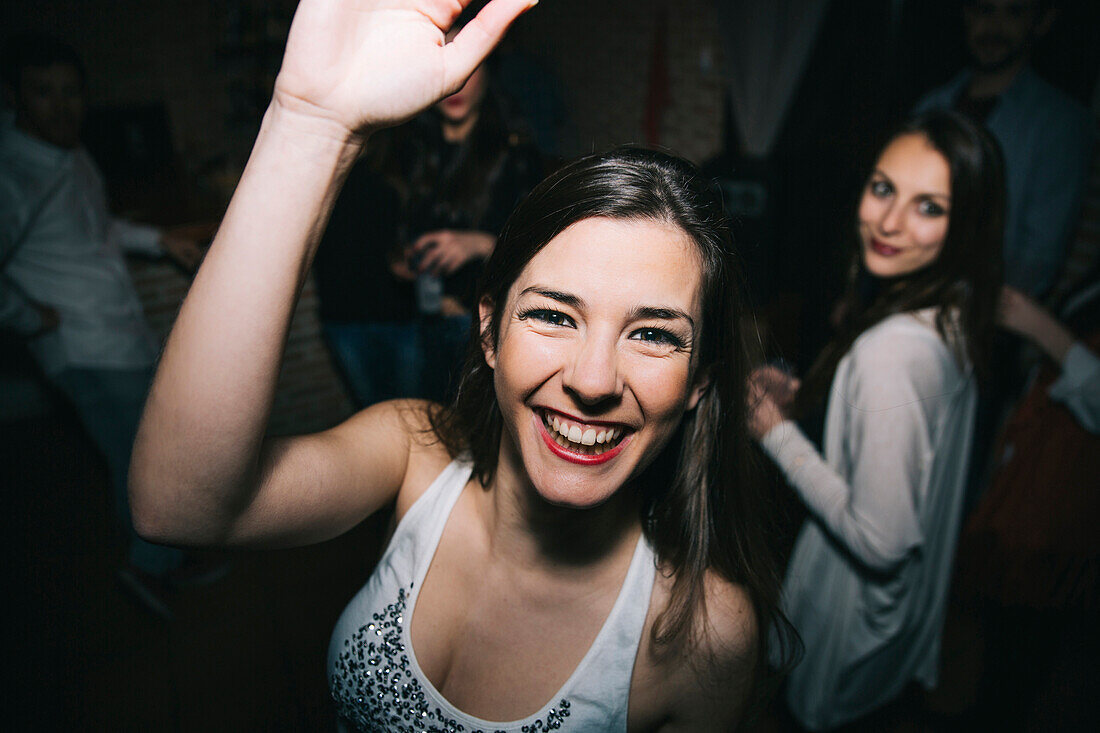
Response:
[762,308,976,730]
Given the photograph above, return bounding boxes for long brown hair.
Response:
[427,146,797,704]
[796,111,1005,416]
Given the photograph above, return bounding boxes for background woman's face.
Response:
[858,133,952,279]
[482,216,708,508]
[435,27,488,126]
[435,63,487,124]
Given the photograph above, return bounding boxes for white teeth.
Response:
[543,410,626,451]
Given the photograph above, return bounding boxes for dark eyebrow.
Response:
[518,286,585,309]
[519,286,695,330]
[630,305,695,330]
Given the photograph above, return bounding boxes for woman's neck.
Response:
[478,449,643,577]
[441,110,480,144]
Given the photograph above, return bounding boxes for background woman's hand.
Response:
[409,229,496,275]
[272,0,535,137]
[748,365,800,439]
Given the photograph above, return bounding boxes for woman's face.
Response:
[482,217,709,509]
[858,133,952,279]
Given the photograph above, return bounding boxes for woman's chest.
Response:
[410,532,623,721]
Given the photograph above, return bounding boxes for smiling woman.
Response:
[485,216,704,503]
[127,1,792,731]
[858,133,953,279]
[750,110,1006,730]
[416,148,795,728]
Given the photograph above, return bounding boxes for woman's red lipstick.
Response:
[870,238,901,256]
[533,412,630,466]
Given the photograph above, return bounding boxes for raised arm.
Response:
[129,0,535,548]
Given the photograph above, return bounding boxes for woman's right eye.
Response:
[869,179,893,198]
[521,309,575,328]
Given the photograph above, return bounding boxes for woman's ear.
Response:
[686,368,711,410]
[478,297,496,369]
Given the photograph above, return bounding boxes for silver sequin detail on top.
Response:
[331,582,573,732]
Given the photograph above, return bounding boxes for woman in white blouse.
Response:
[749,111,1005,731]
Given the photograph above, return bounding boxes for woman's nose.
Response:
[878,202,904,235]
[563,335,623,405]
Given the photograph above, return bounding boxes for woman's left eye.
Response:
[917,199,947,217]
[630,328,683,348]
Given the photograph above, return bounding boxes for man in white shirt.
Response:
[1,36,204,617]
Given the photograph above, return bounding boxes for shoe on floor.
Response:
[116,565,173,621]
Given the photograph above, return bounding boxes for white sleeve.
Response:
[1047,342,1100,434]
[760,332,954,573]
[0,173,45,334]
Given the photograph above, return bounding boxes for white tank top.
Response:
[328,459,657,732]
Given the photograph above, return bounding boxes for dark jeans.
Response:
[323,315,471,408]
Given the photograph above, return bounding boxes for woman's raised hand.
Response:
[273,0,535,137]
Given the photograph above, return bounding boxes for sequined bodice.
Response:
[327,459,657,733]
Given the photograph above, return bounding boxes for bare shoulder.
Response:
[382,400,462,519]
[697,570,758,664]
[630,569,758,732]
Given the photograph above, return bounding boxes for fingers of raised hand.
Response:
[441,0,537,92]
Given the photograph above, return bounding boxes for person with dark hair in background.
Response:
[313,1,543,407]
[0,34,207,618]
[128,1,797,728]
[914,0,1097,519]
[914,0,1095,300]
[749,111,1004,730]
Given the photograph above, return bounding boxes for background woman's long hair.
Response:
[366,83,516,234]
[363,0,532,247]
[429,147,798,711]
[795,111,1006,417]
